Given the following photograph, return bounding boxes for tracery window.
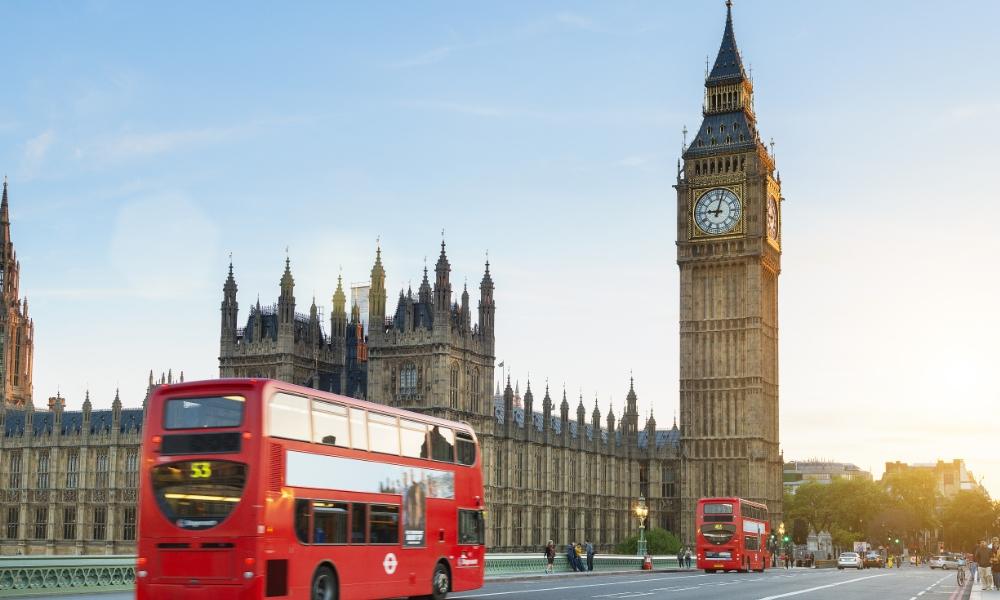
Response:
[399,363,417,397]
[450,364,459,408]
[36,451,49,490]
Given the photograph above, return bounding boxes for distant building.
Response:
[350,282,370,334]
[0,390,142,555]
[883,459,983,498]
[0,178,34,409]
[783,461,872,494]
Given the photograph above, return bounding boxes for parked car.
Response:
[863,551,884,568]
[838,552,863,570]
[929,555,948,569]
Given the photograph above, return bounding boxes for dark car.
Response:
[863,551,884,568]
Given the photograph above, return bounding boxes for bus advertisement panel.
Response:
[695,497,770,573]
[137,378,485,600]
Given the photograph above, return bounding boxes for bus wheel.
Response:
[311,565,337,600]
[704,569,713,574]
[430,562,450,600]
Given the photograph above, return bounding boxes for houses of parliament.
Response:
[0,2,783,555]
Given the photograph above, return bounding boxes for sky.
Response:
[3,1,1000,495]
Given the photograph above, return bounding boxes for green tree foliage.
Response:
[786,481,834,534]
[941,489,996,552]
[614,527,682,555]
[791,518,809,545]
[882,469,940,540]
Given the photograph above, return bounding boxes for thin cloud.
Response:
[388,46,454,69]
[554,12,597,31]
[20,129,56,178]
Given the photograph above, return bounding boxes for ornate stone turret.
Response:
[369,245,387,341]
[433,240,452,324]
[478,258,495,340]
[277,257,295,333]
[220,260,238,352]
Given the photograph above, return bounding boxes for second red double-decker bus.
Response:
[137,378,485,600]
[695,497,770,573]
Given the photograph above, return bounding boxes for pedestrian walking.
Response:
[991,537,1000,591]
[685,548,693,569]
[975,539,992,590]
[970,546,980,583]
[544,540,556,574]
[585,540,595,571]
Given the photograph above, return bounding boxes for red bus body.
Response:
[137,379,485,600]
[695,497,770,573]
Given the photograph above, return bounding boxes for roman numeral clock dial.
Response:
[694,188,742,235]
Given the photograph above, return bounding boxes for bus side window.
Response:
[351,503,366,544]
[295,499,311,544]
[368,412,400,455]
[429,426,455,463]
[269,393,311,442]
[313,501,348,544]
[458,509,483,545]
[456,432,476,466]
[399,419,427,459]
[311,400,350,447]
[369,504,399,544]
[349,409,368,452]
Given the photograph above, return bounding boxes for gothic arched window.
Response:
[471,368,480,413]
[400,363,417,397]
[450,364,459,408]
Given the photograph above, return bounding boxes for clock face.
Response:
[694,188,742,235]
[766,196,779,240]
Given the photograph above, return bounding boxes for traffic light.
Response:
[894,539,900,544]
[783,535,789,543]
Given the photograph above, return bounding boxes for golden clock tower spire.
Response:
[675,1,783,544]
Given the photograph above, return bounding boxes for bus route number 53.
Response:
[190,462,212,479]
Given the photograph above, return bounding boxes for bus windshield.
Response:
[703,503,733,515]
[164,395,245,429]
[151,460,247,530]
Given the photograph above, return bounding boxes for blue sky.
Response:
[4,1,1000,493]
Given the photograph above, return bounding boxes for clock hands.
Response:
[710,190,725,218]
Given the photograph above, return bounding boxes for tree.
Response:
[791,518,810,545]
[786,482,834,535]
[614,527,682,555]
[941,489,995,552]
[882,469,940,541]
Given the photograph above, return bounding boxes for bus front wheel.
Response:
[311,565,338,600]
[431,562,450,600]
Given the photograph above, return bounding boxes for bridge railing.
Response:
[0,555,135,597]
[0,553,680,597]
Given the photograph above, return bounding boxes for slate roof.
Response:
[683,111,757,158]
[491,394,680,449]
[707,4,747,86]
[1,407,144,437]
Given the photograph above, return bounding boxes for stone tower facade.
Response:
[0,178,34,408]
[366,241,496,435]
[675,1,784,541]
[218,259,368,398]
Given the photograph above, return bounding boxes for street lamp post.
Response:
[634,496,649,557]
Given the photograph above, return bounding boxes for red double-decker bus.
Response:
[695,497,770,573]
[137,379,485,600]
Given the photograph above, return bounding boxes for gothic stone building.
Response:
[219,261,368,398]
[0,392,143,555]
[0,178,34,408]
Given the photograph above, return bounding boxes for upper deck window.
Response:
[164,396,244,430]
[703,502,734,515]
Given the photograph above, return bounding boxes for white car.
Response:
[930,554,961,569]
[838,552,863,570]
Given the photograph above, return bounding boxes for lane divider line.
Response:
[754,573,891,600]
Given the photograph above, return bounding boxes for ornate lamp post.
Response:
[634,496,649,556]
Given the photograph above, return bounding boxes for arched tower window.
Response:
[471,368,481,413]
[400,363,417,397]
[450,364,459,408]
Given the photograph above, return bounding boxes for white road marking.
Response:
[754,573,891,600]
[451,574,710,598]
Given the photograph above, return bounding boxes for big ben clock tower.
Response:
[676,1,783,543]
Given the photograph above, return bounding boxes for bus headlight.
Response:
[243,571,254,579]
[138,571,148,578]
